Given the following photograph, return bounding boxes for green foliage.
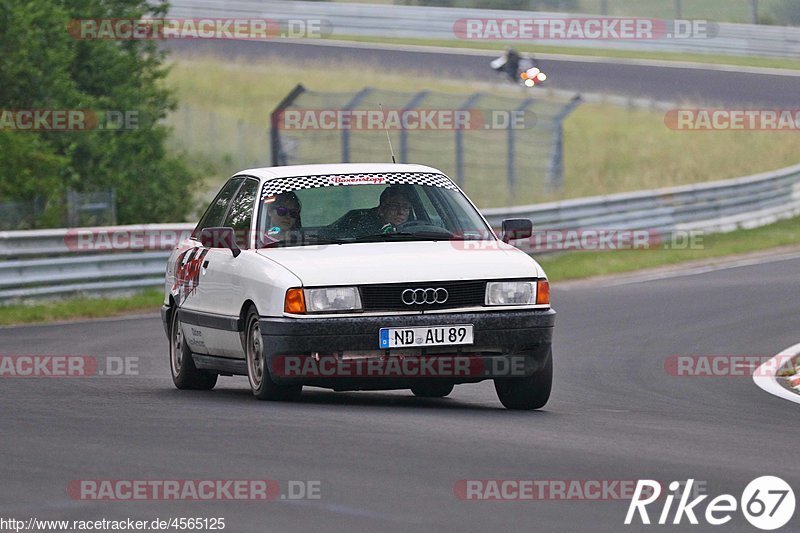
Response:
[0,0,196,225]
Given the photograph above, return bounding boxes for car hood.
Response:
[256,240,545,286]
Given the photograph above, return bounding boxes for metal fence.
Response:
[169,0,800,58]
[271,85,581,202]
[2,162,799,301]
[0,199,47,231]
[0,190,117,231]
[166,105,271,171]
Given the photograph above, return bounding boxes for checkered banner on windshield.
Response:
[260,172,458,199]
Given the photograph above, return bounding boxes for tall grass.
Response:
[165,55,800,207]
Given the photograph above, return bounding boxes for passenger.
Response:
[265,191,301,241]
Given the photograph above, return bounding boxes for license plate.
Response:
[379,325,474,349]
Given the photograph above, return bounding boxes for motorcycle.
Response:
[490,50,547,88]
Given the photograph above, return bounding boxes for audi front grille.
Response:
[359,280,486,311]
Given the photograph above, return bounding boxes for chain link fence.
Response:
[0,190,117,230]
[167,104,271,171]
[271,85,581,207]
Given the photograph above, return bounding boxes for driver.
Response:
[343,186,413,236]
[376,186,412,229]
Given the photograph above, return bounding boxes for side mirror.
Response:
[199,227,241,257]
[501,218,532,244]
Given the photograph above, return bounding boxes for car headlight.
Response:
[304,287,362,313]
[485,281,536,306]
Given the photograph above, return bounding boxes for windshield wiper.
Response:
[354,230,457,242]
[259,235,350,248]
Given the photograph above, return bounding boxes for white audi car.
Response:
[161,163,555,409]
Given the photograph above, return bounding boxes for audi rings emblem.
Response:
[401,288,449,305]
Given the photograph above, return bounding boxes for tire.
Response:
[244,307,302,401]
[169,308,217,390]
[411,382,454,398]
[494,350,552,410]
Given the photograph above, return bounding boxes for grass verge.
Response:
[2,216,799,325]
[0,289,163,327]
[538,215,800,281]
[165,55,800,207]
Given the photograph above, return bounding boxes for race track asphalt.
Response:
[2,256,798,532]
[167,39,800,107]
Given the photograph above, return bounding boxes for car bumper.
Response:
[160,305,170,338]
[260,309,555,388]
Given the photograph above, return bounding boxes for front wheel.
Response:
[245,307,302,401]
[494,350,552,410]
[169,308,217,390]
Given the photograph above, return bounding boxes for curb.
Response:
[753,342,800,405]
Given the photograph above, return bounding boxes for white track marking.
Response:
[753,343,800,405]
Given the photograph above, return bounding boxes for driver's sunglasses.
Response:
[272,206,300,218]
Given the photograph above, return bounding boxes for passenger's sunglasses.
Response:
[272,206,300,218]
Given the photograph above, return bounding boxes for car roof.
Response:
[234,163,447,181]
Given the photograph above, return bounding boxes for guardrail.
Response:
[2,163,799,301]
[169,0,800,59]
[0,225,193,300]
[481,163,800,236]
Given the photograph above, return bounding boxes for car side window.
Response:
[192,177,244,239]
[223,178,259,249]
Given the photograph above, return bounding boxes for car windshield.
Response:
[256,178,494,248]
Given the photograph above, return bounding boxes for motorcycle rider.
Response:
[503,47,521,82]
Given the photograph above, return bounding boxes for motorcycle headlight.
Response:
[485,281,536,306]
[304,287,362,313]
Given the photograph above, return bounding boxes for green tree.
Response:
[0,0,196,226]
